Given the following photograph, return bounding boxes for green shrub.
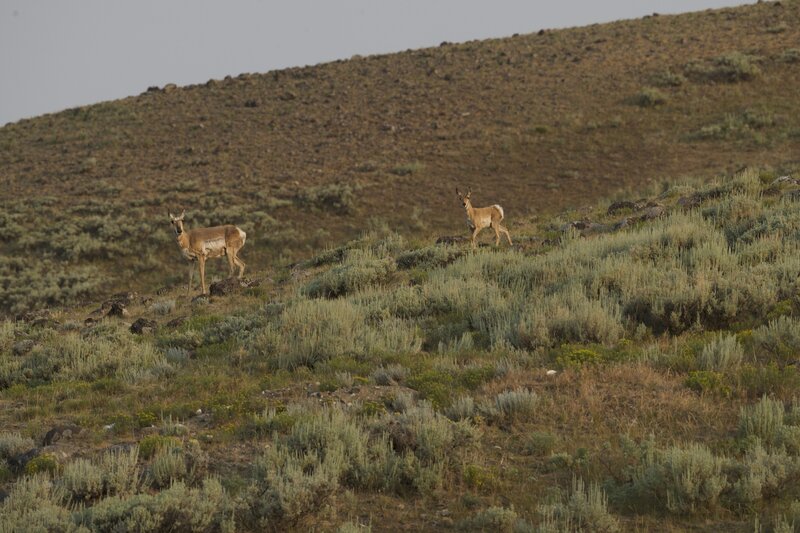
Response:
[539,477,620,532]
[457,506,522,532]
[731,441,800,504]
[85,478,236,532]
[753,317,800,365]
[0,432,36,460]
[739,395,785,445]
[0,474,71,532]
[650,69,686,87]
[524,432,557,456]
[686,52,762,83]
[487,388,538,422]
[150,299,175,315]
[685,370,730,396]
[632,443,726,514]
[149,448,188,489]
[295,182,356,214]
[59,458,104,502]
[371,364,407,385]
[304,250,396,298]
[633,88,668,108]
[139,435,180,460]
[396,245,463,270]
[699,334,744,372]
[25,454,60,476]
[445,395,476,422]
[406,368,454,409]
[781,48,800,63]
[251,298,420,369]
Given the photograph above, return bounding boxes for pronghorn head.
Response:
[456,188,472,208]
[168,209,186,236]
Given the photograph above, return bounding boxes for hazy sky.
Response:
[1,1,748,126]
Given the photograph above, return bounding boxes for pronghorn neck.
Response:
[464,200,476,220]
[176,231,190,249]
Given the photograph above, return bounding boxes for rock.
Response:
[163,83,177,93]
[561,220,589,231]
[165,316,189,329]
[580,222,611,236]
[244,99,259,108]
[84,317,101,327]
[105,302,129,318]
[16,309,52,323]
[209,277,244,297]
[108,292,137,306]
[771,175,797,186]
[8,448,40,472]
[130,318,157,335]
[612,218,630,231]
[156,286,172,296]
[677,194,702,209]
[640,205,666,220]
[242,277,263,289]
[42,425,81,446]
[12,340,35,356]
[17,309,59,328]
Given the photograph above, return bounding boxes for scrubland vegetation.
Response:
[2,169,800,530]
[1,2,800,530]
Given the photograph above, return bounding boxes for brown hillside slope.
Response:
[1,1,799,312]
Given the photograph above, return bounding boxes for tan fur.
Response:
[169,210,247,295]
[456,188,512,250]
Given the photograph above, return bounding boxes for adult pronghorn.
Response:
[456,188,512,250]
[168,210,247,295]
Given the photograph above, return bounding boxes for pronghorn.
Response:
[168,210,247,295]
[456,188,512,250]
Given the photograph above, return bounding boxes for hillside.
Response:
[4,169,800,531]
[2,1,800,314]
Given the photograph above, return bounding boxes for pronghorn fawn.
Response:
[456,188,512,250]
[168,210,247,295]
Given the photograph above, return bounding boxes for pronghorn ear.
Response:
[168,211,174,221]
[466,188,471,199]
[179,209,186,220]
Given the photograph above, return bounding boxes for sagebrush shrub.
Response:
[739,395,785,445]
[700,334,744,372]
[633,443,726,514]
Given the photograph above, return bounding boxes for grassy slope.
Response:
[1,1,800,313]
[4,169,800,530]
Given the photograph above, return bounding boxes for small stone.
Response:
[43,425,81,446]
[105,302,129,318]
[130,318,157,335]
[12,340,35,356]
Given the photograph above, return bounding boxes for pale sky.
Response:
[1,1,748,126]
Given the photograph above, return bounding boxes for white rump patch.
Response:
[493,205,504,219]
[238,228,246,244]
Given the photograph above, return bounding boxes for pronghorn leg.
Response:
[226,250,236,278]
[234,254,246,278]
[471,227,481,250]
[501,225,513,246]
[198,256,207,295]
[493,223,501,246]
[187,263,194,295]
